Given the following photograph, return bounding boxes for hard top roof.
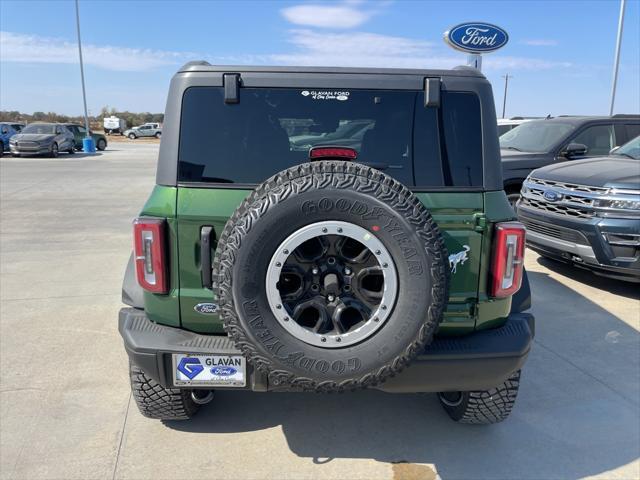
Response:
[177,61,485,78]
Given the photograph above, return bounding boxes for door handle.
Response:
[200,226,214,289]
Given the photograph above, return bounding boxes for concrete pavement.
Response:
[1,143,638,479]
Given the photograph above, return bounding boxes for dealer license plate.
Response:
[172,354,246,387]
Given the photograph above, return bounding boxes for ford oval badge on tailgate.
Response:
[194,303,218,314]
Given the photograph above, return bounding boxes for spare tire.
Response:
[213,161,449,391]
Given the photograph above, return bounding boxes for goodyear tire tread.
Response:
[129,362,199,420]
[440,370,521,424]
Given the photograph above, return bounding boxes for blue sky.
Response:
[1,0,638,117]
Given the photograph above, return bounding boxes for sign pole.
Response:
[467,54,482,71]
[609,0,626,115]
[501,74,511,118]
[75,0,95,152]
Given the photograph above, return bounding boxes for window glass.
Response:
[178,87,485,187]
[497,124,512,136]
[624,124,640,141]
[571,125,615,156]
[22,124,55,134]
[500,121,575,153]
[179,87,415,185]
[440,92,483,186]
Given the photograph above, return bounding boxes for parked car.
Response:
[497,117,538,136]
[123,124,162,139]
[10,123,24,133]
[103,116,127,135]
[63,123,108,151]
[9,123,75,157]
[0,122,19,156]
[500,115,640,205]
[119,62,534,425]
[517,135,640,282]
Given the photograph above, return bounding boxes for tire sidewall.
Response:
[219,167,448,388]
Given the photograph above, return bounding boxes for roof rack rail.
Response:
[180,60,212,69]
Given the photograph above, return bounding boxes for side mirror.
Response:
[562,143,588,158]
[609,146,621,155]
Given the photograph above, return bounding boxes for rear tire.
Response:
[128,133,136,140]
[97,138,107,151]
[438,370,521,424]
[49,142,58,158]
[68,142,75,154]
[154,132,161,139]
[129,362,200,420]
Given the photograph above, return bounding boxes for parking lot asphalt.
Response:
[1,143,639,480]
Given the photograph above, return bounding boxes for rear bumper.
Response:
[119,308,535,393]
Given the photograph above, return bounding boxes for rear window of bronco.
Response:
[178,87,483,187]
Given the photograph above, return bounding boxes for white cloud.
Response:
[281,2,376,29]
[0,31,189,71]
[263,29,570,71]
[285,29,432,56]
[1,28,573,77]
[521,39,558,47]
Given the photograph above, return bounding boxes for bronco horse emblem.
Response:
[449,245,471,274]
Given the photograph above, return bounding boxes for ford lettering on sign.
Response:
[444,22,509,53]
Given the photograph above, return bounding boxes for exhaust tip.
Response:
[191,390,214,405]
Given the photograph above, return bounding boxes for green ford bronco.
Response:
[119,62,534,424]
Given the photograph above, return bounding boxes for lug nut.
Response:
[312,267,319,275]
[276,262,282,267]
[322,227,328,233]
[311,284,319,291]
[375,250,381,255]
[321,337,327,342]
[283,317,289,322]
[327,257,336,265]
[336,337,342,342]
[382,263,388,268]
[276,304,282,309]
[337,227,343,233]
[327,294,335,302]
[382,305,387,310]
[283,249,289,255]
[344,266,352,275]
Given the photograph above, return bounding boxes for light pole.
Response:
[74,0,95,152]
[609,0,626,115]
[501,74,511,119]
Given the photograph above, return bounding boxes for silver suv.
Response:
[124,124,162,139]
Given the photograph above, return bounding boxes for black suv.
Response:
[517,136,640,282]
[500,115,640,205]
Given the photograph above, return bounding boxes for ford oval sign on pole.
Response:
[444,22,509,71]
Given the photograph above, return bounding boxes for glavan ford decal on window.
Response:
[444,23,509,53]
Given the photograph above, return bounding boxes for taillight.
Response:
[490,222,526,298]
[309,146,358,160]
[133,217,168,294]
